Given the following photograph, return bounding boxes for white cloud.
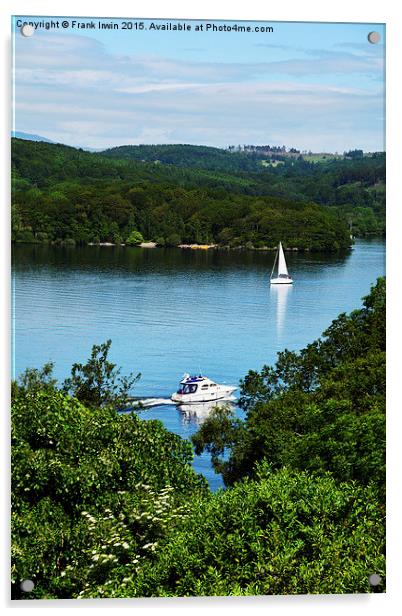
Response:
[13,32,384,151]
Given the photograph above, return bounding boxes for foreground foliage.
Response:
[11,386,207,599]
[12,382,385,598]
[126,465,384,597]
[11,280,385,598]
[62,339,140,408]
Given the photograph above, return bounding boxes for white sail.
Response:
[277,242,289,277]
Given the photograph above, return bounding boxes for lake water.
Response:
[12,240,385,491]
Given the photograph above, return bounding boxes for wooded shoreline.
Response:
[12,139,385,253]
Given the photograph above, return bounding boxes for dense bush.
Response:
[126,465,384,597]
[126,230,144,245]
[12,381,385,598]
[11,385,207,599]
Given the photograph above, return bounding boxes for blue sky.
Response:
[12,17,385,151]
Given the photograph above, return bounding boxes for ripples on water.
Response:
[12,240,385,491]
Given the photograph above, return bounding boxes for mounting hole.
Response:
[368,573,382,586]
[367,31,380,44]
[20,579,35,592]
[20,24,34,37]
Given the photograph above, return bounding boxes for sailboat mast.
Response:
[270,246,279,279]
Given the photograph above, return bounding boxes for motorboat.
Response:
[171,373,237,404]
[270,241,293,284]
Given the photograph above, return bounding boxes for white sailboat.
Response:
[270,242,293,285]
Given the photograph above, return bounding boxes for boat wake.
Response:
[120,397,175,413]
[134,397,176,408]
[121,393,237,414]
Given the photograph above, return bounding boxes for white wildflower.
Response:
[142,542,157,550]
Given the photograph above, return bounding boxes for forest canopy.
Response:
[12,139,384,250]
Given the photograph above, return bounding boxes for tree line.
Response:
[102,143,385,236]
[12,138,385,250]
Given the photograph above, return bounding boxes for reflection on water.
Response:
[270,284,292,338]
[179,398,236,426]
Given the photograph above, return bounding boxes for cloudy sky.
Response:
[12,17,385,152]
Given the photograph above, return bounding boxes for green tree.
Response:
[11,204,23,241]
[12,383,207,599]
[165,233,181,247]
[14,362,57,395]
[62,340,140,408]
[122,466,385,597]
[126,230,144,245]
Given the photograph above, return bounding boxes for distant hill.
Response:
[10,137,257,193]
[11,131,54,144]
[100,144,267,173]
[11,138,384,245]
[11,137,352,251]
[10,132,106,152]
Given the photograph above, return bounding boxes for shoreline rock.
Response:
[88,242,116,246]
[178,244,217,250]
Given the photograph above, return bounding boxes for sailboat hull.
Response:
[270,277,293,285]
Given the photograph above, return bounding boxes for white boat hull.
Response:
[171,385,236,404]
[270,277,293,285]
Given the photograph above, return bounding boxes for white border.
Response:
[1,1,400,614]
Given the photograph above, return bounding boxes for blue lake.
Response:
[12,240,385,491]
